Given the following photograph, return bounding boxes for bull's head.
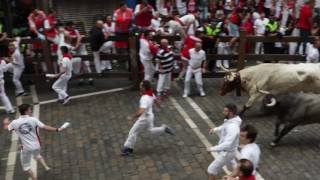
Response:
[220,70,241,96]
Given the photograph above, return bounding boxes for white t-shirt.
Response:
[139,94,155,119]
[189,48,206,69]
[12,40,25,68]
[254,18,269,35]
[60,57,73,76]
[306,43,319,63]
[103,22,116,35]
[139,38,153,61]
[151,18,161,31]
[240,143,261,172]
[316,0,320,8]
[264,0,272,8]
[180,14,196,26]
[8,115,45,150]
[176,0,187,15]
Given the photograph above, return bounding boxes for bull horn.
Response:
[258,89,270,95]
[220,66,230,72]
[220,66,237,72]
[266,97,276,107]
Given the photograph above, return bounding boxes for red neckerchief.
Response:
[144,89,154,97]
[63,53,72,60]
[106,22,112,27]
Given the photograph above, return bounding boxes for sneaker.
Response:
[121,147,133,156]
[200,92,206,97]
[57,99,64,104]
[88,79,94,86]
[182,93,188,98]
[164,125,175,135]
[7,110,15,115]
[16,92,28,97]
[62,96,70,105]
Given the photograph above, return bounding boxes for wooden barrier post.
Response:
[237,30,247,70]
[43,40,53,73]
[129,35,140,89]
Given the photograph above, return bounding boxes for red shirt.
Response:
[229,12,241,26]
[240,175,256,180]
[181,35,202,58]
[298,4,313,30]
[135,4,153,27]
[45,14,57,38]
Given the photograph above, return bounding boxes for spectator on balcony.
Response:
[263,15,280,58]
[44,9,58,43]
[134,0,155,30]
[150,12,162,33]
[296,0,313,55]
[176,0,188,15]
[254,12,269,54]
[113,2,133,54]
[102,15,116,71]
[156,0,173,17]
[227,8,244,53]
[139,30,158,81]
[28,8,47,40]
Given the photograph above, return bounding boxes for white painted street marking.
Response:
[169,96,232,174]
[39,86,131,105]
[30,85,39,180]
[5,96,22,180]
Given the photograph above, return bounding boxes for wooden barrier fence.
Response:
[1,31,316,88]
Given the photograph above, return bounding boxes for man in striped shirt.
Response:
[155,39,175,97]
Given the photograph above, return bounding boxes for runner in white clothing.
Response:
[225,125,261,179]
[7,37,27,97]
[121,80,174,156]
[183,42,207,98]
[0,58,15,114]
[51,46,73,104]
[3,104,66,180]
[207,103,242,180]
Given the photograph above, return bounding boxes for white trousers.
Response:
[52,75,71,100]
[141,59,155,81]
[157,72,171,94]
[20,148,42,171]
[124,115,166,149]
[100,41,114,70]
[93,41,114,73]
[72,57,82,74]
[254,34,264,54]
[7,64,24,94]
[184,66,204,95]
[207,151,237,175]
[0,81,14,112]
[216,46,230,68]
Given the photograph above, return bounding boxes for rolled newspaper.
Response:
[45,74,57,78]
[60,122,70,129]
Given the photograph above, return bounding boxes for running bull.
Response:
[261,92,320,146]
[219,63,320,115]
